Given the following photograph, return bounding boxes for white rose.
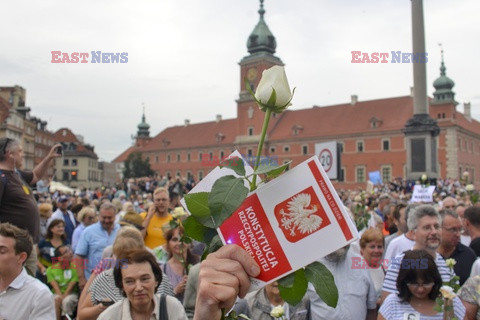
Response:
[440,285,456,299]
[254,66,293,113]
[270,305,285,318]
[466,184,475,192]
[171,207,188,219]
[421,174,427,181]
[445,258,457,268]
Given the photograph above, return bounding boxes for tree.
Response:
[123,152,154,178]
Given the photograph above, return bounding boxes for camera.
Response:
[55,146,63,156]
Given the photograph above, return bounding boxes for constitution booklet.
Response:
[182,152,358,290]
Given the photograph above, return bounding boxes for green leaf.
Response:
[183,216,217,243]
[277,271,296,288]
[208,175,248,228]
[201,235,223,260]
[244,78,262,106]
[305,262,338,308]
[184,192,215,228]
[219,156,246,176]
[266,87,277,108]
[253,161,291,178]
[278,269,308,306]
[433,305,443,312]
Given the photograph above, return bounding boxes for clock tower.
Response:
[236,0,284,148]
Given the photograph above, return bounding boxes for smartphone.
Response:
[55,146,63,156]
[97,299,115,307]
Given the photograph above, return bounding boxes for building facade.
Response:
[53,128,102,189]
[113,3,479,189]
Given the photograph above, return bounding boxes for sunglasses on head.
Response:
[1,138,12,155]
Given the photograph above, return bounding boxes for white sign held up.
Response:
[411,185,435,203]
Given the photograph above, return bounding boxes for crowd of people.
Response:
[1,136,480,319]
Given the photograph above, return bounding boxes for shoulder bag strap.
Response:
[159,294,169,320]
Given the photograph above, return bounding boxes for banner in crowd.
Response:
[411,185,435,203]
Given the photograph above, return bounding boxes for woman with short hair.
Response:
[98,249,187,320]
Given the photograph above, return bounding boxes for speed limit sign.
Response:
[315,141,339,179]
[319,148,333,172]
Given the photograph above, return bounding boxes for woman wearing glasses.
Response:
[378,249,465,320]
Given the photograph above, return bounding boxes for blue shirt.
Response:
[71,223,86,252]
[74,222,120,279]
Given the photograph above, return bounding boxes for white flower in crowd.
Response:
[440,285,456,300]
[463,171,470,177]
[421,174,427,181]
[270,305,285,318]
[466,184,475,192]
[445,258,457,269]
[354,195,362,202]
[171,207,188,219]
[254,66,294,113]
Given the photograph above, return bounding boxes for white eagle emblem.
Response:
[279,193,322,236]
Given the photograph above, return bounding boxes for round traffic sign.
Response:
[319,148,333,172]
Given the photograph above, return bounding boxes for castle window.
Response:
[357,141,364,152]
[382,139,390,151]
[356,166,365,183]
[302,145,308,155]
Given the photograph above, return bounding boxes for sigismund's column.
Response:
[403,0,439,180]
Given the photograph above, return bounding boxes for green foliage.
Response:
[183,216,217,243]
[305,262,338,308]
[253,161,291,178]
[278,269,308,305]
[220,157,246,176]
[208,176,249,228]
[184,192,215,228]
[123,152,154,178]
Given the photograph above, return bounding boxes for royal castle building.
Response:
[113,2,479,189]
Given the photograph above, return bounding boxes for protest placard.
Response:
[411,185,435,203]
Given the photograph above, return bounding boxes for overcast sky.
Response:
[1,0,478,162]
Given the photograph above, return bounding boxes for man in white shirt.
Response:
[307,245,377,320]
[0,222,55,319]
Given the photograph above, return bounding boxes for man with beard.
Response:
[141,187,173,249]
[381,205,455,302]
[437,210,476,285]
[307,245,377,320]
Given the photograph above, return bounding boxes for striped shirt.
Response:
[89,268,174,305]
[382,252,454,294]
[379,294,465,319]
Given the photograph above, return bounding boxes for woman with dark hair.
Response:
[98,249,187,320]
[379,249,465,319]
[162,226,199,303]
[36,218,69,278]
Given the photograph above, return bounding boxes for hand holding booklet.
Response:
[182,151,358,290]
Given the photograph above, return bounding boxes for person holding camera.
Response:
[0,137,62,276]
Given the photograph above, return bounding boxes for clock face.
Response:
[246,67,258,81]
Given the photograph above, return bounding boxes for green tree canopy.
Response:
[123,152,154,178]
